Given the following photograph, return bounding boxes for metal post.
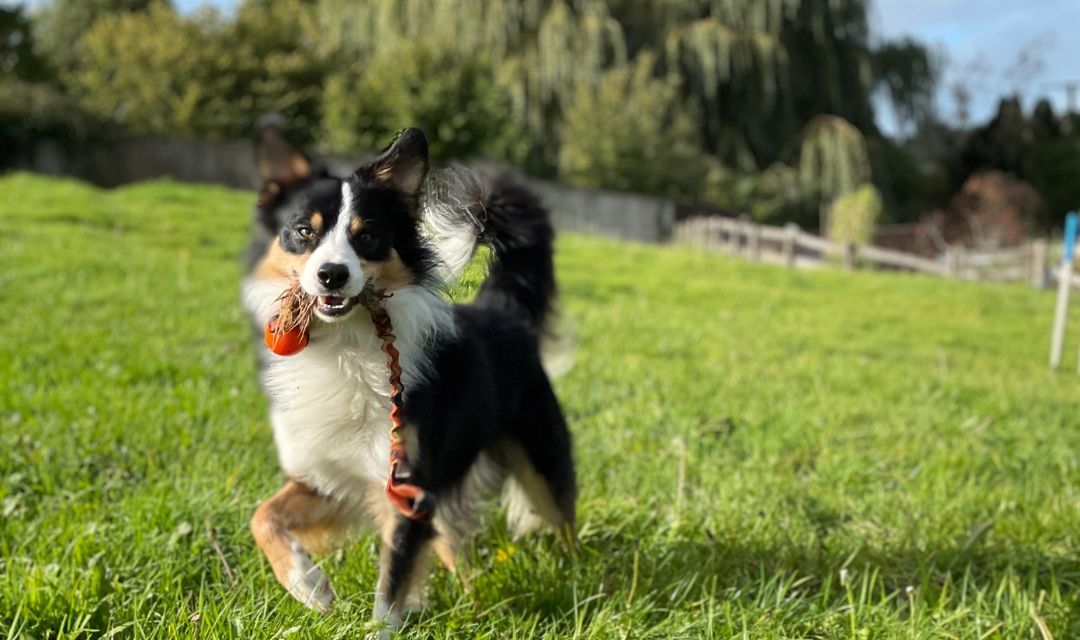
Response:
[1050,212,1078,370]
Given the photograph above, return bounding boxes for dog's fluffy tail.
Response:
[473,177,557,337]
[421,167,488,280]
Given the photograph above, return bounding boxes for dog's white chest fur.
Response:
[265,321,394,500]
[244,280,453,503]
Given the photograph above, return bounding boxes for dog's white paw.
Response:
[285,553,335,613]
[369,595,403,638]
[404,591,427,614]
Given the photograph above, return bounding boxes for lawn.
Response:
[1,173,1079,639]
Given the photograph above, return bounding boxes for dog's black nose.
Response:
[316,263,349,290]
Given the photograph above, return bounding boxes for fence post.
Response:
[747,219,761,261]
[783,223,799,268]
[1031,239,1048,289]
[842,242,856,270]
[724,218,738,254]
[944,246,960,278]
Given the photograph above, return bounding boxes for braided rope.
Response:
[367,302,434,521]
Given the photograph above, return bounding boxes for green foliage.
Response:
[22,0,946,222]
[321,44,514,163]
[3,175,1080,638]
[309,0,931,180]
[827,182,882,244]
[73,5,222,136]
[557,54,706,198]
[0,6,84,162]
[1028,137,1080,227]
[0,79,84,137]
[32,0,153,73]
[872,37,938,131]
[1,6,52,83]
[745,162,804,223]
[799,115,872,204]
[867,135,933,224]
[71,1,324,139]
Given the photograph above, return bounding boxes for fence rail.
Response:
[676,215,1056,288]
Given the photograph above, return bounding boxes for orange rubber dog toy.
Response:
[264,281,315,356]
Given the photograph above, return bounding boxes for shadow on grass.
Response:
[469,518,1080,636]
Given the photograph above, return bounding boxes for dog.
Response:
[241,119,576,634]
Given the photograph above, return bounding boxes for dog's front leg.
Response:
[372,514,435,634]
[251,479,341,612]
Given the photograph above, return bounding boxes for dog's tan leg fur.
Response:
[251,480,343,612]
[433,536,458,574]
[502,442,575,538]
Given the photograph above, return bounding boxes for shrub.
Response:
[72,1,324,139]
[827,183,883,245]
[557,54,706,199]
[320,43,512,161]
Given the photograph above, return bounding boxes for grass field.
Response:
[1,172,1079,639]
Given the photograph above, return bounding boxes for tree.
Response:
[0,5,85,165]
[798,114,872,230]
[33,0,153,73]
[1,6,52,83]
[72,0,325,139]
[73,4,225,136]
[321,43,513,162]
[873,38,938,134]
[557,54,706,198]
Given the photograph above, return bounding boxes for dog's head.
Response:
[253,127,436,323]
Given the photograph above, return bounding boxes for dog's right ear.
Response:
[255,113,311,209]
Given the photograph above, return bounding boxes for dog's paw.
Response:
[285,553,335,613]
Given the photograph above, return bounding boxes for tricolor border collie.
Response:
[241,119,575,633]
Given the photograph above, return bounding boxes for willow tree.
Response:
[640,0,881,169]
[315,0,626,170]
[798,114,872,230]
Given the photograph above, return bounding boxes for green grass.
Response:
[2,172,1079,639]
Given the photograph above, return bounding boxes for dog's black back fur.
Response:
[407,180,574,515]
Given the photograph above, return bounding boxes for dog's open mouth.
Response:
[316,295,357,317]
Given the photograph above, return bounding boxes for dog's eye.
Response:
[295,226,314,240]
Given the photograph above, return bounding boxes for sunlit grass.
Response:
[1,173,1078,638]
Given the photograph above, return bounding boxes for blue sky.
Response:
[872,0,1080,132]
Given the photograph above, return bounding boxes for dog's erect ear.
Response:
[365,128,429,200]
[255,113,311,204]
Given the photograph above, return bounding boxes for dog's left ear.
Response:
[255,113,311,207]
[365,128,429,202]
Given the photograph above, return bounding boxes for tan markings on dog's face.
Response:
[348,216,363,237]
[253,238,312,281]
[310,211,324,232]
[360,249,415,290]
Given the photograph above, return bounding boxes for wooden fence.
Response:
[675,215,1064,289]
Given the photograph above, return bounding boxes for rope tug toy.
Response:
[264,283,435,521]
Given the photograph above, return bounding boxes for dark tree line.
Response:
[3,0,1077,233]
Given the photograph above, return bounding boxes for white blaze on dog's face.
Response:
[252,128,433,324]
[299,181,367,319]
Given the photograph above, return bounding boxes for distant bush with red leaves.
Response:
[875,170,1043,256]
